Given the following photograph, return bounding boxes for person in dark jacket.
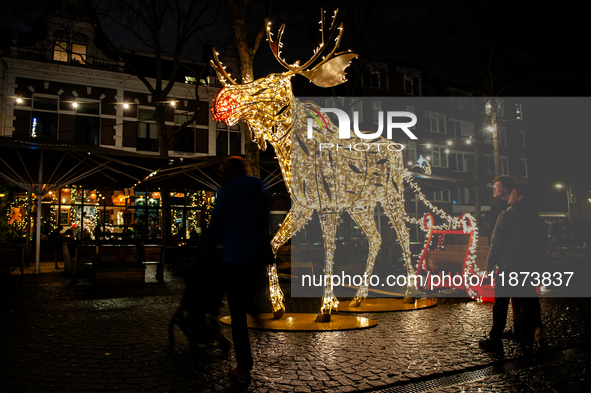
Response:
[200,156,272,384]
[479,183,547,353]
[488,176,516,244]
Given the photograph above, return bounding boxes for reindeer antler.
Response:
[266,9,358,88]
[210,49,237,86]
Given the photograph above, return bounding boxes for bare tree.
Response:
[90,0,219,158]
[88,0,219,248]
[224,0,271,177]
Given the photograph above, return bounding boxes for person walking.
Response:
[479,184,547,353]
[200,156,273,384]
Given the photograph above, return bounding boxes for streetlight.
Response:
[555,184,571,223]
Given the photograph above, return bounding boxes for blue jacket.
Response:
[201,175,272,264]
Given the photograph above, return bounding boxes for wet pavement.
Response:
[0,262,590,392]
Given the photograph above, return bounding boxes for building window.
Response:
[520,158,528,178]
[173,113,195,153]
[137,108,158,152]
[362,63,388,90]
[448,89,473,110]
[485,155,509,175]
[500,127,507,147]
[449,152,474,172]
[518,130,525,149]
[52,31,87,65]
[452,187,475,204]
[407,141,417,164]
[216,122,241,156]
[501,156,509,175]
[31,94,59,138]
[449,119,474,140]
[515,103,523,120]
[430,146,448,168]
[403,75,413,95]
[31,112,58,139]
[432,190,450,202]
[326,97,362,120]
[74,101,100,145]
[424,111,446,133]
[407,106,415,130]
[372,100,382,125]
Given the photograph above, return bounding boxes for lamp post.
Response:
[555,184,571,223]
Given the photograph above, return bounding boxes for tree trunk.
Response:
[490,100,500,177]
[231,6,261,177]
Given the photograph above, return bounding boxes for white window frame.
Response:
[453,187,474,205]
[363,63,388,90]
[74,99,101,146]
[450,151,474,172]
[30,93,60,138]
[518,130,525,149]
[501,156,509,175]
[500,126,507,147]
[424,111,446,134]
[431,145,448,168]
[173,111,197,153]
[403,75,413,95]
[485,154,509,175]
[372,100,382,125]
[216,122,242,156]
[408,141,417,165]
[137,107,159,152]
[448,89,474,111]
[520,158,528,178]
[449,119,474,140]
[432,190,451,203]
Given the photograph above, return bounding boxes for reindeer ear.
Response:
[299,53,358,88]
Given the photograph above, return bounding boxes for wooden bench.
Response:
[416,213,494,301]
[0,245,25,282]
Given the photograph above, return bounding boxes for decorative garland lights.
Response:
[210,9,484,319]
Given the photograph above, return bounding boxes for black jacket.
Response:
[487,201,548,272]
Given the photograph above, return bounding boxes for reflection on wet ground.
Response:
[0,262,589,392]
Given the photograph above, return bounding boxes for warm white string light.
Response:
[210,9,483,319]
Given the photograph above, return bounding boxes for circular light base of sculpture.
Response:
[220,313,377,331]
[339,298,436,313]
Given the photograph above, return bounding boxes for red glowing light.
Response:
[212,89,238,123]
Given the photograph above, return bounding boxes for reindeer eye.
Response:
[252,88,267,96]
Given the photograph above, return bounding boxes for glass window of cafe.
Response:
[23,187,216,242]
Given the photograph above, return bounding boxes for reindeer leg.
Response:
[269,208,314,319]
[348,208,380,307]
[383,206,416,304]
[316,213,339,322]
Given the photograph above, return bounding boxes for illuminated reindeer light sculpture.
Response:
[211,10,416,321]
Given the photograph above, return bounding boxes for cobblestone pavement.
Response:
[0,262,589,392]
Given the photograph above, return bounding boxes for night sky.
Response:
[3,0,590,213]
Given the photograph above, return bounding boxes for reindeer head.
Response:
[211,9,358,150]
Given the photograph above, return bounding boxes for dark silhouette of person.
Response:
[199,156,272,384]
[488,175,516,244]
[48,226,61,242]
[480,184,547,354]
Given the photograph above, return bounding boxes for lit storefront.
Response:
[11,187,216,243]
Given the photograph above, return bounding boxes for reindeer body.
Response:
[211,9,415,318]
[266,100,413,314]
